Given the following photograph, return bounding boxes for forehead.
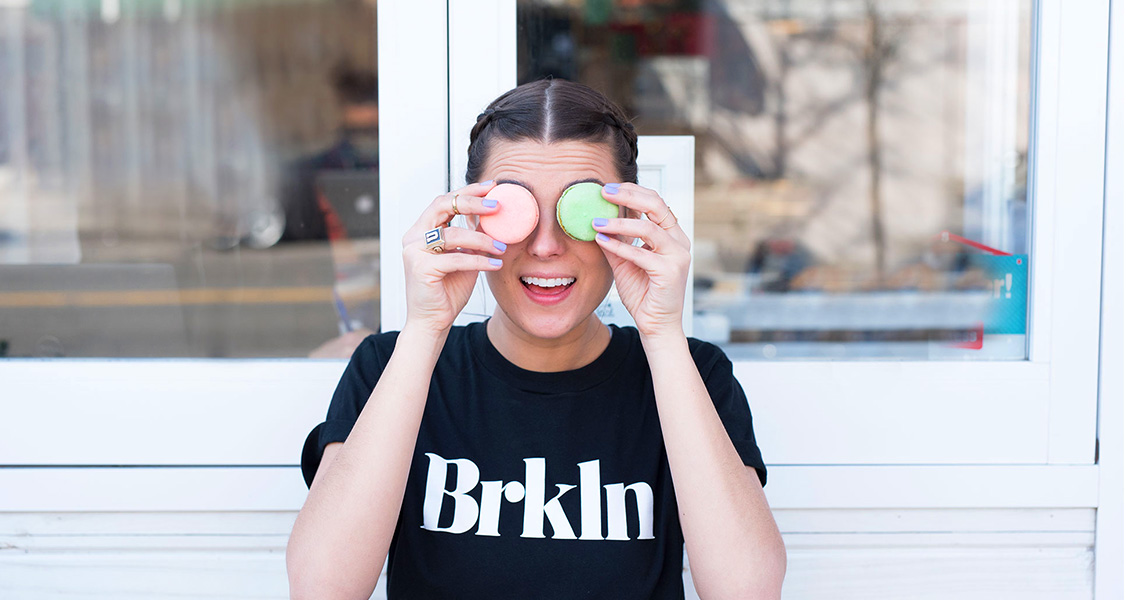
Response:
[480,139,619,197]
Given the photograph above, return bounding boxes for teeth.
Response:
[521,276,575,288]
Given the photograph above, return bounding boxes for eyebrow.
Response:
[495,177,605,199]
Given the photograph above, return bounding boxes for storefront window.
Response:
[518,0,1031,360]
[0,0,379,358]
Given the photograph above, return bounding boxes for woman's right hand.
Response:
[401,181,505,334]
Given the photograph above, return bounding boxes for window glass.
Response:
[518,0,1032,360]
[0,0,379,358]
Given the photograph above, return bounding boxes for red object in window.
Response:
[934,230,1012,256]
[610,13,715,57]
[950,322,985,350]
[317,192,349,243]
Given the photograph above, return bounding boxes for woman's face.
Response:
[479,139,619,341]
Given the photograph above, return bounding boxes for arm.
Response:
[287,325,448,599]
[594,183,786,599]
[287,182,502,600]
[642,334,786,599]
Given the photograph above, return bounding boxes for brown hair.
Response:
[465,79,638,184]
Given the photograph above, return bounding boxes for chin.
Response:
[520,312,593,340]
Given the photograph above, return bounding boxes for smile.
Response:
[520,275,576,305]
[520,276,576,288]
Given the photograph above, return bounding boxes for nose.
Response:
[525,200,568,258]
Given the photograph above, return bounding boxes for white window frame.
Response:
[0,0,1112,515]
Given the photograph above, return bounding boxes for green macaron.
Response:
[556,182,619,241]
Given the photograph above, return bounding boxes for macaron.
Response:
[478,183,539,244]
[556,182,619,241]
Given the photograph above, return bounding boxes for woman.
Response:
[288,79,786,599]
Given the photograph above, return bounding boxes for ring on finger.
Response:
[451,194,461,216]
[423,226,446,253]
[655,206,677,230]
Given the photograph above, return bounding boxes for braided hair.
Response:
[465,79,639,184]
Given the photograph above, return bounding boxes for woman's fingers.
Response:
[424,252,504,276]
[405,226,506,275]
[600,183,688,245]
[594,231,665,272]
[429,226,508,256]
[407,181,499,241]
[591,216,673,254]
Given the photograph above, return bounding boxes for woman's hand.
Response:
[593,183,691,339]
[401,181,505,334]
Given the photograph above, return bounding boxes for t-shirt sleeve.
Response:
[300,332,397,488]
[691,340,768,487]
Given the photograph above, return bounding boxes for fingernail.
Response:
[492,240,507,252]
[479,180,494,186]
[603,183,621,194]
[596,233,610,242]
[592,218,609,227]
[489,258,503,266]
[483,198,498,208]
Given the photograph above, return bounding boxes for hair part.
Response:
[465,79,638,184]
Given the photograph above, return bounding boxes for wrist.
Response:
[639,327,689,357]
[398,321,451,359]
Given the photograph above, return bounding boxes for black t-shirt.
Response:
[301,321,767,599]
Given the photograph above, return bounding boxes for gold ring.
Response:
[655,207,677,230]
[424,227,446,253]
[452,194,461,216]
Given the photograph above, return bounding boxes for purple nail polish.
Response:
[592,218,609,227]
[596,233,610,242]
[489,258,503,266]
[603,183,621,194]
[493,240,507,252]
[482,198,498,208]
[479,180,494,186]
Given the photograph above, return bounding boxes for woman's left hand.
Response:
[593,183,691,339]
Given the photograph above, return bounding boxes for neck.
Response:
[486,313,611,372]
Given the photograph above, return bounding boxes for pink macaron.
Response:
[478,183,540,245]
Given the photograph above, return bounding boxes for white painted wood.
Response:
[0,468,309,512]
[1026,0,1059,366]
[637,136,695,335]
[742,360,1051,464]
[0,509,1096,600]
[771,508,1096,534]
[0,361,345,465]
[779,546,1093,599]
[0,465,1098,512]
[377,0,450,333]
[762,465,1099,510]
[448,0,516,191]
[0,543,1092,600]
[1042,0,1109,465]
[447,0,517,325]
[1094,2,1124,598]
[0,553,294,600]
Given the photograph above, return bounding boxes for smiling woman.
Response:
[288,79,785,600]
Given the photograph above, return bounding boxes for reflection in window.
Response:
[519,0,1031,360]
[0,0,379,358]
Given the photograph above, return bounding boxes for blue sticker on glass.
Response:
[971,254,1028,335]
